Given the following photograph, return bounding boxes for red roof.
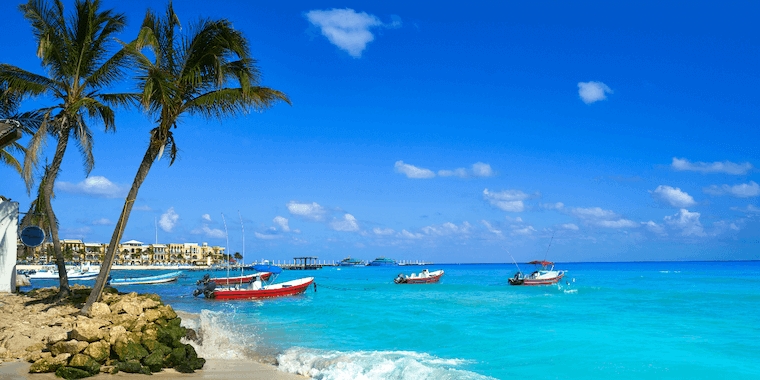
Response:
[527,261,553,265]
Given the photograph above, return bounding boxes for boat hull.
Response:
[108,271,183,286]
[400,272,444,284]
[509,272,564,286]
[211,278,314,300]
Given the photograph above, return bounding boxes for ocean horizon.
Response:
[22,261,760,379]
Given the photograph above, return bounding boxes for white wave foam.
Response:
[277,347,496,380]
[180,309,261,360]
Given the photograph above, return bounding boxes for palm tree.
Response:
[0,88,42,179]
[81,3,290,313]
[0,0,133,299]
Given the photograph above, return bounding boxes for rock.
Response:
[71,320,106,342]
[117,359,148,374]
[50,340,89,356]
[88,302,111,318]
[167,345,186,367]
[142,350,164,372]
[68,353,100,374]
[139,298,161,310]
[29,353,71,373]
[157,305,177,320]
[184,328,201,344]
[157,323,186,348]
[82,341,109,362]
[130,317,147,333]
[108,326,128,346]
[16,274,31,287]
[111,314,137,331]
[23,350,43,363]
[142,326,158,341]
[143,309,162,323]
[3,334,37,353]
[55,366,91,379]
[100,365,118,374]
[46,330,70,345]
[122,301,143,316]
[141,339,162,353]
[113,340,148,362]
[25,342,46,352]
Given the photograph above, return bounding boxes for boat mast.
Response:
[544,231,555,262]
[222,213,230,280]
[238,211,244,279]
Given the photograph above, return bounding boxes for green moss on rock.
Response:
[113,341,148,362]
[55,366,92,379]
[68,354,100,375]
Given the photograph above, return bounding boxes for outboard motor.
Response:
[193,274,216,297]
[394,273,407,284]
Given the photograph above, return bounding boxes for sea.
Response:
[24,261,760,379]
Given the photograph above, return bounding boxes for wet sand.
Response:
[0,359,308,379]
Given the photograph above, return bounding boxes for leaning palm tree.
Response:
[81,3,290,313]
[0,0,133,299]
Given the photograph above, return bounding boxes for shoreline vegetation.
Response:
[0,285,307,379]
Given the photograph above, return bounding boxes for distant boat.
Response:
[107,271,183,286]
[367,256,398,266]
[338,257,365,267]
[26,263,99,280]
[508,261,565,286]
[394,269,444,284]
[194,265,314,300]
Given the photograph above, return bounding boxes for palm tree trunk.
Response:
[44,127,71,300]
[81,137,161,314]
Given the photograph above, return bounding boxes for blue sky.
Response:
[2,0,759,263]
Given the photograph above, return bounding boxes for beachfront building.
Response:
[16,238,225,266]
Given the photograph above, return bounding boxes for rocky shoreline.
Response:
[0,285,204,379]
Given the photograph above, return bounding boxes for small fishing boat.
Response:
[394,269,444,284]
[338,256,365,267]
[26,263,100,280]
[508,261,565,286]
[367,256,398,266]
[108,271,183,286]
[194,265,314,300]
[207,272,271,284]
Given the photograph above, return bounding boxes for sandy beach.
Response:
[0,359,308,379]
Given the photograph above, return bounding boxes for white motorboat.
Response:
[26,263,100,280]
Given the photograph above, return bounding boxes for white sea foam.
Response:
[180,309,261,360]
[277,347,496,380]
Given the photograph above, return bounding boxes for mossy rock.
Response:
[157,324,187,348]
[142,350,165,373]
[104,286,119,294]
[189,357,205,370]
[55,366,92,379]
[139,293,163,303]
[185,344,198,361]
[174,362,195,373]
[68,354,100,375]
[117,360,150,374]
[142,339,161,352]
[113,341,148,362]
[167,346,186,367]
[154,318,167,327]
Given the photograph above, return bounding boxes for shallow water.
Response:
[25,262,760,379]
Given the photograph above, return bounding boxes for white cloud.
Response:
[571,206,638,229]
[421,221,472,236]
[438,162,495,178]
[190,224,226,239]
[642,221,666,235]
[373,227,395,236]
[483,188,534,212]
[134,205,155,212]
[305,8,399,58]
[559,223,579,230]
[56,176,127,198]
[731,204,760,214]
[704,181,760,198]
[287,201,328,221]
[255,232,284,240]
[540,202,564,210]
[91,218,114,226]
[394,161,435,179]
[664,209,706,237]
[651,185,697,207]
[159,207,179,232]
[480,220,502,235]
[202,214,212,222]
[60,226,92,239]
[329,213,360,232]
[505,216,524,223]
[398,229,423,239]
[671,157,753,175]
[273,216,291,232]
[512,226,537,236]
[578,81,613,104]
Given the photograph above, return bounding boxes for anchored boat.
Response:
[26,263,99,280]
[107,271,183,286]
[508,261,565,286]
[367,256,398,266]
[194,265,314,300]
[207,272,272,284]
[338,256,365,267]
[394,269,444,284]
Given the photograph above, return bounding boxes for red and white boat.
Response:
[194,265,314,300]
[508,261,564,286]
[208,272,271,284]
[394,269,444,284]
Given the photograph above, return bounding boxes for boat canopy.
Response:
[253,264,282,274]
[527,261,554,266]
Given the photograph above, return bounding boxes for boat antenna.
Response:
[238,210,244,281]
[501,245,521,273]
[544,231,555,262]
[222,213,229,281]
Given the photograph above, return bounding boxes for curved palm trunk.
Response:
[81,136,161,314]
[44,127,71,299]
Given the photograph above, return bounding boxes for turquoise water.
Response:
[27,262,760,379]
